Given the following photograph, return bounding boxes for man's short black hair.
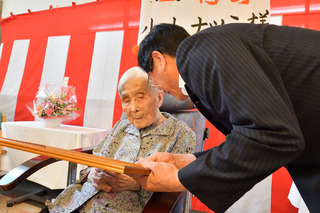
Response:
[138,24,190,73]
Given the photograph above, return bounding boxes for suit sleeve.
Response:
[176,29,305,213]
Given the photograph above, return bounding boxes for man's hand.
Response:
[147,152,196,169]
[88,168,140,193]
[130,152,196,192]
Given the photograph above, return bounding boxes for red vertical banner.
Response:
[112,0,141,125]
[64,33,96,126]
[14,38,47,121]
[112,29,139,126]
[271,168,298,213]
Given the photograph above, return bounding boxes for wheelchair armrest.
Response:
[142,191,182,213]
[0,146,95,191]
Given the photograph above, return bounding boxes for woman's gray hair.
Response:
[118,67,159,97]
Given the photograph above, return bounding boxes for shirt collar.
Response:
[179,74,188,96]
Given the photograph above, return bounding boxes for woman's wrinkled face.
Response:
[120,78,162,129]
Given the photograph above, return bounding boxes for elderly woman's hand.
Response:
[88,168,140,193]
[104,171,140,192]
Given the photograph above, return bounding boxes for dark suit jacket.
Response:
[176,23,320,213]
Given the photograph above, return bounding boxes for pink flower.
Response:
[66,104,74,110]
[57,99,63,105]
[45,108,54,116]
[61,109,68,115]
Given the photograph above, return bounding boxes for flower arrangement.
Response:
[27,83,80,124]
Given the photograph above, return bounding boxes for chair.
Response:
[0,94,208,212]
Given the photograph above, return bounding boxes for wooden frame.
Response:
[0,138,150,175]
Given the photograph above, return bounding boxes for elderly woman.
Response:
[43,67,195,213]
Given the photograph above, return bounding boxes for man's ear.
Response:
[151,51,166,71]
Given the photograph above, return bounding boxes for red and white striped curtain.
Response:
[0,0,141,129]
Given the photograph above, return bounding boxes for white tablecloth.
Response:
[1,121,108,189]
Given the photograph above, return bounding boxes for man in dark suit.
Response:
[132,23,320,213]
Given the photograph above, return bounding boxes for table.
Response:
[1,121,108,189]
